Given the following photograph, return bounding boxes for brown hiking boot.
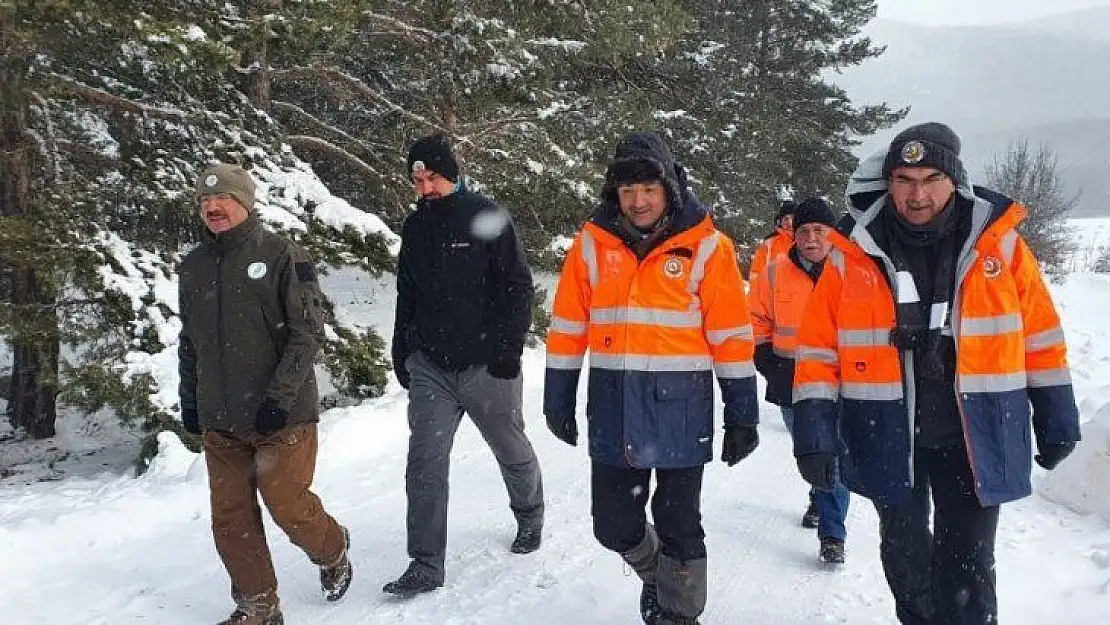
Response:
[217,591,283,625]
[320,525,353,602]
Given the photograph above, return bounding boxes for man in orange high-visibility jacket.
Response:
[544,132,759,625]
[751,197,850,566]
[792,122,1081,625]
[748,199,795,284]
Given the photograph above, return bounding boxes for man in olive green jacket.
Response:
[178,164,351,625]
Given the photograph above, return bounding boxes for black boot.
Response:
[621,523,661,624]
[510,523,542,554]
[382,564,443,598]
[819,537,845,565]
[801,501,819,529]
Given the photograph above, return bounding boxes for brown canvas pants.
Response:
[203,423,345,599]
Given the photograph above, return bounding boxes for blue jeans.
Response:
[782,407,850,541]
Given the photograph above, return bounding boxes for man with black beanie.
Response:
[752,197,851,565]
[545,132,760,625]
[791,122,1081,624]
[385,134,545,597]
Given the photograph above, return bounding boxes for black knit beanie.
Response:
[793,198,837,230]
[882,122,965,186]
[407,134,459,182]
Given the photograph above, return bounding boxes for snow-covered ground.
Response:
[3,271,1110,624]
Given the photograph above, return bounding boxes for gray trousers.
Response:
[404,351,544,582]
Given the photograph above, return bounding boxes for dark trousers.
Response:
[404,351,544,582]
[783,407,850,541]
[590,461,706,562]
[874,446,1000,625]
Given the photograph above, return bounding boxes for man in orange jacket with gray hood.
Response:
[791,123,1080,624]
[545,132,759,625]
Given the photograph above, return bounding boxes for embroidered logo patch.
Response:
[983,256,1002,278]
[204,174,219,188]
[247,262,267,280]
[901,140,926,165]
[663,257,684,279]
[411,160,426,174]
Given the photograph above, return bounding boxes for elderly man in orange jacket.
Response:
[791,122,1081,625]
[544,132,759,625]
[751,197,850,565]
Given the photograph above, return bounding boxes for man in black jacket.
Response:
[384,134,545,597]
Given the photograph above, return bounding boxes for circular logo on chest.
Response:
[247,262,268,280]
[982,256,1002,279]
[663,257,685,279]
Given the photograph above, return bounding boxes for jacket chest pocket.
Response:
[436,238,487,287]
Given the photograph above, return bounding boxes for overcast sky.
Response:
[877,0,1110,26]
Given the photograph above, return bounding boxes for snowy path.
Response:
[2,275,1110,623]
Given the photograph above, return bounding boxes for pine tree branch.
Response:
[285,134,382,178]
[49,74,201,123]
[362,12,439,43]
[272,66,465,144]
[272,100,390,162]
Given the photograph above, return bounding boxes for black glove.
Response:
[486,355,521,380]
[256,398,289,435]
[721,425,759,466]
[796,452,835,491]
[546,413,578,447]
[181,408,200,435]
[1035,441,1076,470]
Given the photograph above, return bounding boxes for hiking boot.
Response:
[382,565,443,598]
[510,524,542,554]
[217,610,284,625]
[801,501,819,529]
[217,591,283,625]
[320,526,353,602]
[656,556,706,625]
[819,537,846,565]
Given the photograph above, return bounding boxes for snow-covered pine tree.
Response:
[616,0,906,258]
[0,2,395,464]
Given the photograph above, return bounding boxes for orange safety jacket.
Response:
[748,228,793,284]
[751,248,822,406]
[544,196,758,469]
[791,152,1081,506]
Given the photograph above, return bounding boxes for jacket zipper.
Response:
[216,253,227,424]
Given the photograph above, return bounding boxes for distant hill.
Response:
[837,11,1110,215]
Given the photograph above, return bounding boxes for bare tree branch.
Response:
[272,66,465,143]
[286,134,382,178]
[48,74,201,123]
[272,100,391,163]
[362,11,439,43]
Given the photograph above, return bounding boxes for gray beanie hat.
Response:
[196,164,256,212]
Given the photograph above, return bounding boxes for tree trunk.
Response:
[243,0,282,111]
[1,32,59,438]
[8,271,59,438]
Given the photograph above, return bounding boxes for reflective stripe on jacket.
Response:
[545,210,758,469]
[792,152,1081,506]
